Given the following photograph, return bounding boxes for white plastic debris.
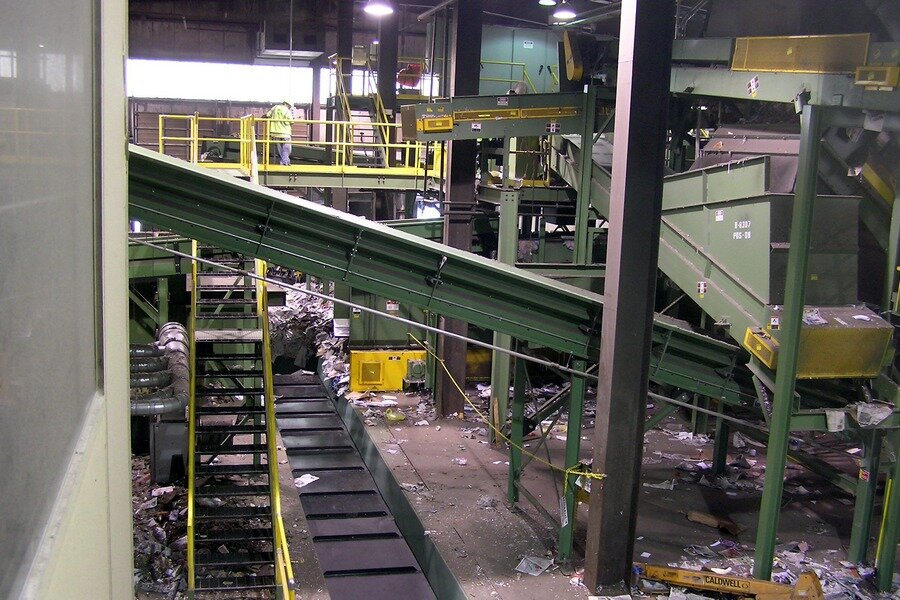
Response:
[294,474,320,489]
[514,556,553,576]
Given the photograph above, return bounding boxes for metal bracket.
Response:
[343,229,363,282]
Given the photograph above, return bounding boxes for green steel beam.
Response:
[849,430,883,564]
[574,86,598,265]
[508,355,526,504]
[490,152,517,439]
[128,144,603,358]
[515,263,606,279]
[670,66,900,112]
[129,288,159,324]
[753,104,822,581]
[876,431,900,592]
[403,92,586,142]
[558,358,586,562]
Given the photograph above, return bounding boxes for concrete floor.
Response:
[278,388,898,599]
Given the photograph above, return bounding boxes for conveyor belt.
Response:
[274,373,438,600]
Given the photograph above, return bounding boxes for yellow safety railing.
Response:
[257,259,296,599]
[158,115,246,169]
[186,240,199,592]
[480,60,548,93]
[157,113,438,177]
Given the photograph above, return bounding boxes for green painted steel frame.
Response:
[128,144,603,358]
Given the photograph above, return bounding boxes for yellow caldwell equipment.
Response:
[636,564,824,600]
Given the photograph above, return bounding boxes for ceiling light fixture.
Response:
[538,0,558,6]
[364,0,394,17]
[552,0,576,20]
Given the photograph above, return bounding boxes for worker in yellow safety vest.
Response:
[265,100,293,165]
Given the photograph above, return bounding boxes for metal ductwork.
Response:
[130,323,190,416]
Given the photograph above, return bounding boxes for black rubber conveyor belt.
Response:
[274,373,438,600]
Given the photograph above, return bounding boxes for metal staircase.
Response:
[333,57,392,168]
[186,243,295,598]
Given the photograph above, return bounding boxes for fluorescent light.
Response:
[364,0,394,16]
[553,0,575,19]
[538,0,558,6]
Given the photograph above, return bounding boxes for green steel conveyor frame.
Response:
[128,144,604,358]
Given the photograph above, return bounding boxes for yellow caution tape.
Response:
[408,333,606,496]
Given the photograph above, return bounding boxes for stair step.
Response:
[196,284,256,291]
[195,505,271,520]
[196,387,265,397]
[197,353,261,361]
[196,405,266,416]
[195,483,271,497]
[195,424,267,435]
[196,463,269,476]
[195,575,276,592]
[196,527,273,543]
[196,298,258,305]
[196,370,263,378]
[195,313,259,320]
[195,443,269,456]
[195,551,274,567]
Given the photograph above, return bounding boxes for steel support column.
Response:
[437,0,482,416]
[712,409,730,476]
[584,1,675,589]
[876,431,900,591]
[490,138,516,439]
[508,354,527,503]
[559,358,586,562]
[574,85,598,264]
[848,429,883,563]
[752,104,823,580]
[884,189,900,310]
[336,0,353,93]
[377,12,399,114]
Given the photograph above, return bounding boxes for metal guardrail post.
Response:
[257,259,296,599]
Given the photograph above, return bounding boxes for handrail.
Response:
[186,240,198,591]
[158,112,434,175]
[481,60,538,93]
[257,258,296,599]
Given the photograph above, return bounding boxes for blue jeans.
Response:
[274,134,291,165]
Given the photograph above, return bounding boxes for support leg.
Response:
[691,394,709,435]
[508,353,526,504]
[875,431,900,591]
[752,104,822,580]
[849,429,883,563]
[712,407,729,476]
[558,358,586,562]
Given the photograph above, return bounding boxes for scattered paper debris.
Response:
[451,457,468,466]
[643,480,675,490]
[687,510,745,535]
[294,474,320,489]
[514,556,553,576]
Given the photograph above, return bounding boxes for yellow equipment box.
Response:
[350,350,427,392]
[743,305,893,379]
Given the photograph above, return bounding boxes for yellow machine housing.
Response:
[350,350,427,392]
[743,305,893,379]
